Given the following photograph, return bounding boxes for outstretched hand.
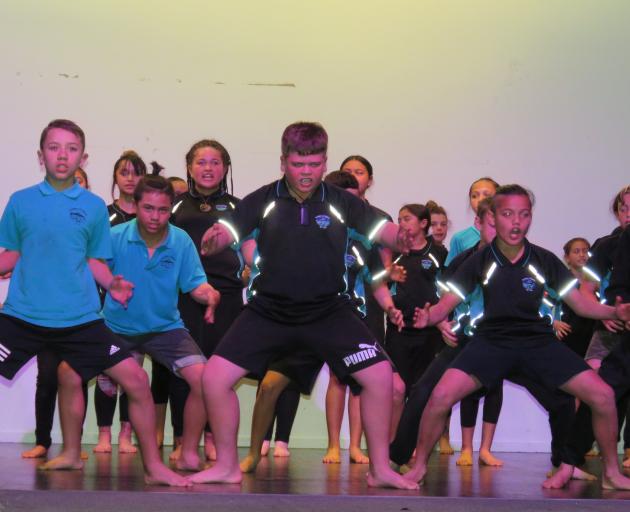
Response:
[203,288,221,324]
[615,296,630,324]
[412,303,431,329]
[201,224,230,256]
[395,227,414,255]
[553,320,572,340]
[386,306,405,332]
[388,264,407,283]
[109,275,134,308]
[437,320,458,347]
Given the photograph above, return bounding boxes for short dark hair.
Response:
[133,175,175,204]
[491,184,535,212]
[612,185,630,215]
[40,119,85,150]
[400,203,431,235]
[340,155,373,178]
[111,150,147,199]
[281,122,327,156]
[324,170,359,190]
[476,197,494,221]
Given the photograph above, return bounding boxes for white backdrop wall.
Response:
[0,0,629,450]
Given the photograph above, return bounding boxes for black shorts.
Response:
[450,335,590,391]
[214,305,388,386]
[267,350,324,395]
[0,314,132,382]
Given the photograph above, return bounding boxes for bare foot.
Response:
[93,429,112,453]
[118,423,137,454]
[39,453,84,471]
[144,463,191,487]
[585,446,599,457]
[169,444,182,462]
[402,463,426,484]
[349,446,369,464]
[260,440,270,457]
[456,449,473,466]
[204,433,217,461]
[175,451,201,472]
[543,463,573,489]
[239,453,261,473]
[602,471,630,490]
[439,434,454,455]
[188,464,243,484]
[367,468,419,490]
[479,449,503,467]
[80,451,89,460]
[273,441,291,458]
[572,466,597,481]
[21,445,47,458]
[322,446,341,464]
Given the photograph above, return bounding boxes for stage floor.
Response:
[1,443,629,511]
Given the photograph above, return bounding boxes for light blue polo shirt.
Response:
[103,219,207,335]
[0,179,111,327]
[445,225,480,266]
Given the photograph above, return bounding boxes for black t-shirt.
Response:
[229,179,384,323]
[608,225,630,303]
[170,190,242,292]
[107,203,135,227]
[390,238,445,330]
[586,230,622,304]
[449,238,576,342]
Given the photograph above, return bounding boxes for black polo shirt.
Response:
[346,238,386,316]
[585,230,621,305]
[448,238,576,342]
[170,190,241,292]
[228,179,384,323]
[107,203,135,227]
[390,238,445,329]
[608,225,630,303]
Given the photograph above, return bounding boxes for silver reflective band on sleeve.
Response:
[558,278,579,298]
[218,219,240,243]
[451,323,461,333]
[470,312,484,327]
[446,281,466,301]
[254,256,261,266]
[393,255,402,264]
[351,246,365,266]
[371,269,388,282]
[329,204,345,223]
[368,219,388,241]
[263,201,276,219]
[171,200,183,214]
[429,253,440,268]
[109,213,117,223]
[528,264,546,284]
[482,262,497,285]
[437,280,450,293]
[582,266,601,283]
[229,202,236,209]
[542,297,554,308]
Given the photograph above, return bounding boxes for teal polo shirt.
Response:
[103,219,207,335]
[0,179,111,327]
[445,225,480,266]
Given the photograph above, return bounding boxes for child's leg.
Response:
[189,355,249,484]
[390,373,406,442]
[93,375,118,453]
[23,351,58,458]
[240,371,291,473]
[40,361,85,470]
[173,363,206,471]
[117,394,136,454]
[479,383,503,466]
[151,361,170,448]
[272,387,300,457]
[457,395,479,466]
[323,373,346,463]
[348,392,368,463]
[404,368,481,483]
[104,358,189,486]
[350,361,418,490]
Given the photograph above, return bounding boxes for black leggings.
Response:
[34,350,88,448]
[263,385,301,444]
[460,383,503,428]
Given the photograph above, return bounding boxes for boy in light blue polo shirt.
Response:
[102,174,220,471]
[0,119,188,487]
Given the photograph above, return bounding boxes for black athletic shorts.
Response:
[0,314,132,382]
[214,304,388,387]
[450,335,590,391]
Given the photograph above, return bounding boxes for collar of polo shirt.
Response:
[489,237,532,268]
[39,179,83,199]
[275,178,326,203]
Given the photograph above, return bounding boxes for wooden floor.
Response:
[1,443,630,511]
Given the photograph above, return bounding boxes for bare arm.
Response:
[564,288,630,322]
[190,282,221,324]
[374,222,412,254]
[88,258,134,307]
[200,223,235,256]
[0,249,19,275]
[371,280,404,331]
[413,293,462,329]
[581,279,624,332]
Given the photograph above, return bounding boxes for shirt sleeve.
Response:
[447,250,484,299]
[178,236,208,293]
[608,227,630,302]
[445,233,463,266]
[227,187,268,243]
[343,193,386,243]
[543,250,577,297]
[0,195,21,251]
[87,202,113,260]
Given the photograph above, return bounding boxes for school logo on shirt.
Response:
[315,215,331,229]
[343,342,380,367]
[421,259,432,270]
[159,255,176,270]
[215,204,228,211]
[69,208,87,225]
[345,254,357,267]
[521,277,537,292]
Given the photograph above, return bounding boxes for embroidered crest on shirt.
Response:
[521,277,537,292]
[421,259,432,270]
[159,255,176,269]
[69,208,87,224]
[215,204,228,211]
[315,215,331,229]
[345,254,357,267]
